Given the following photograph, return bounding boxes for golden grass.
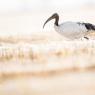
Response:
[0,34,95,95]
[0,34,95,76]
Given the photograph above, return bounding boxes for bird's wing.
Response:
[77,22,95,31]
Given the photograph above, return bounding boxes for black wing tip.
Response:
[77,22,95,31]
[84,23,95,31]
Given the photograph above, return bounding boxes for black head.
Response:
[43,13,59,28]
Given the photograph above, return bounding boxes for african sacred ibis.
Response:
[43,13,95,40]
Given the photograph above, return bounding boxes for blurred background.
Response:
[0,0,95,36]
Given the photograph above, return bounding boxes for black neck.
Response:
[54,14,59,26]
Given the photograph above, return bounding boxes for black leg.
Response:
[84,36,89,40]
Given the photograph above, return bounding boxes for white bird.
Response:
[43,13,95,40]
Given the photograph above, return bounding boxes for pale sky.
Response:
[0,0,94,12]
[0,0,95,36]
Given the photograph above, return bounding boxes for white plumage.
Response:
[43,13,95,40]
[54,22,87,39]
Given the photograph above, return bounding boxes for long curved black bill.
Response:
[43,16,54,29]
